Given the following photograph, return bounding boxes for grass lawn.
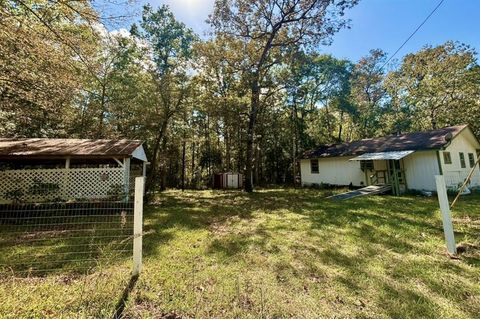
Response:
[1,188,479,318]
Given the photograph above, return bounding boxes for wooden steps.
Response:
[327,184,392,200]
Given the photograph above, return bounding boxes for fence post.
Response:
[133,176,144,276]
[435,175,457,255]
[123,158,131,202]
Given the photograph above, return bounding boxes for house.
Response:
[0,138,148,202]
[299,125,480,194]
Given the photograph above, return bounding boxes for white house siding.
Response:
[403,151,440,191]
[300,127,480,192]
[300,157,366,187]
[439,128,480,189]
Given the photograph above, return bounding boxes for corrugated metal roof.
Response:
[0,138,143,158]
[349,150,415,161]
[302,125,468,159]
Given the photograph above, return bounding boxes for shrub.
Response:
[5,188,24,203]
[27,179,60,196]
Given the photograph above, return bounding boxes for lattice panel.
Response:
[129,169,143,192]
[0,168,125,203]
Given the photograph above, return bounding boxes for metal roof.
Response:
[0,138,145,160]
[349,150,415,161]
[302,125,468,159]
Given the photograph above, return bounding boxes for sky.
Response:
[127,0,480,62]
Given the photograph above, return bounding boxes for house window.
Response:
[310,159,319,174]
[468,153,475,168]
[443,152,452,164]
[360,160,374,171]
[459,152,466,168]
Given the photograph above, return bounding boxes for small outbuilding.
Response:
[299,125,480,194]
[213,172,243,189]
[0,138,148,202]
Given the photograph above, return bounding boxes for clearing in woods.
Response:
[1,188,479,318]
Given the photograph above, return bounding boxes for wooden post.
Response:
[142,162,147,179]
[133,176,144,276]
[435,175,457,255]
[123,157,131,202]
[392,160,399,196]
[63,157,71,199]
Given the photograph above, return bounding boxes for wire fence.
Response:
[0,177,144,277]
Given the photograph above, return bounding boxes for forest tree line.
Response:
[1,0,480,192]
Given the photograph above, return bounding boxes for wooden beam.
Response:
[113,157,124,167]
[392,161,397,196]
[123,158,131,202]
[451,156,480,209]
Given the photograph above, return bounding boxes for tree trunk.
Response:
[206,115,211,176]
[237,118,242,173]
[338,110,344,142]
[291,102,298,187]
[181,134,186,191]
[243,25,277,192]
[191,141,195,187]
[146,117,169,194]
[431,108,437,129]
[97,80,107,138]
[245,74,260,192]
[159,137,168,191]
[255,141,260,185]
[225,129,231,171]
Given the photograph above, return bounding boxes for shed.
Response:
[213,172,243,189]
[0,138,148,202]
[299,125,480,194]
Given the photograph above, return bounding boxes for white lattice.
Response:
[0,167,125,203]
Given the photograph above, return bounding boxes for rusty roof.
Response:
[0,138,143,158]
[302,125,469,159]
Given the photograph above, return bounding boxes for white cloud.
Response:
[150,0,215,34]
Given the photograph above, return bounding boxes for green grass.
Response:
[1,189,479,318]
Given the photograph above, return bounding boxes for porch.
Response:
[350,151,413,196]
[0,138,148,203]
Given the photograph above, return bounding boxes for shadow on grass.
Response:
[141,189,480,318]
[113,274,139,319]
[147,190,479,261]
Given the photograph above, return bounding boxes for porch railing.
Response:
[370,169,406,195]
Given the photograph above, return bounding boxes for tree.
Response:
[350,49,387,139]
[209,0,358,192]
[135,4,197,191]
[194,37,250,178]
[301,54,354,142]
[74,29,150,138]
[386,42,480,135]
[0,0,99,136]
[279,52,353,183]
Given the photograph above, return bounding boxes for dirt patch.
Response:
[209,222,230,236]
